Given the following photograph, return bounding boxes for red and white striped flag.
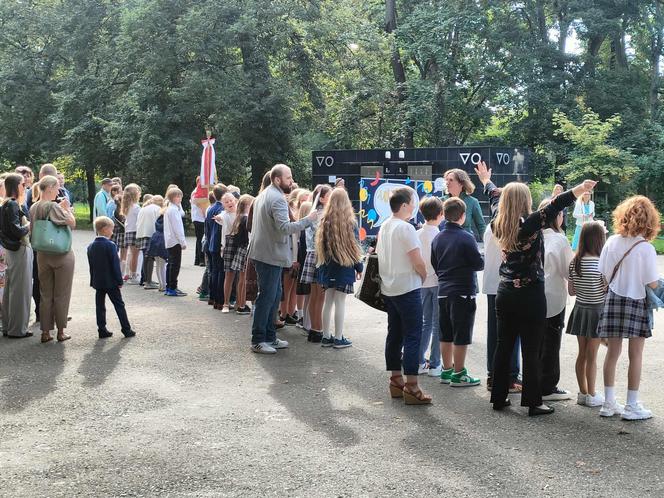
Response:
[200,137,217,187]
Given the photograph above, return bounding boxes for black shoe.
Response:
[275,320,285,330]
[235,305,252,315]
[122,330,137,338]
[8,332,33,339]
[492,398,511,411]
[284,314,298,326]
[528,405,555,417]
[307,330,323,343]
[98,329,113,339]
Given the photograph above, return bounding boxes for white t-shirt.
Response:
[482,224,501,295]
[124,204,140,233]
[543,228,574,317]
[377,217,422,297]
[599,235,658,300]
[219,211,236,249]
[136,204,161,239]
[190,194,206,223]
[416,223,439,288]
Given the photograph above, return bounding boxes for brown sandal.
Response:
[403,383,432,405]
[41,332,53,343]
[56,334,71,342]
[389,375,404,398]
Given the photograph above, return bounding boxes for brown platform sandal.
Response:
[403,383,432,405]
[41,332,53,343]
[389,375,404,398]
[56,334,71,342]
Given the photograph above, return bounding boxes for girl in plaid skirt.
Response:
[597,196,661,420]
[222,194,253,314]
[121,184,142,284]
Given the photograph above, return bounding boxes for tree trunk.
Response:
[651,1,663,117]
[583,34,606,76]
[86,167,96,223]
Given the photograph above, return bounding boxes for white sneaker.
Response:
[127,277,141,285]
[269,339,289,349]
[585,392,605,407]
[418,363,429,374]
[621,402,653,421]
[577,392,588,406]
[251,342,277,354]
[599,400,624,417]
[428,366,442,377]
[542,387,573,401]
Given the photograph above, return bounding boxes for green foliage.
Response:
[528,179,556,211]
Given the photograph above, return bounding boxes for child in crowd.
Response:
[301,184,331,342]
[163,187,187,297]
[111,190,126,270]
[87,216,136,339]
[106,183,122,218]
[121,183,142,284]
[597,196,660,420]
[566,221,607,408]
[431,197,484,387]
[136,195,162,290]
[225,194,254,315]
[416,196,443,376]
[316,188,363,349]
[296,201,313,333]
[540,199,575,401]
[196,191,216,301]
[294,190,311,325]
[218,192,238,312]
[279,188,304,325]
[148,204,168,292]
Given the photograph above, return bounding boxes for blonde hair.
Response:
[613,195,660,241]
[121,183,141,217]
[296,190,310,209]
[142,193,153,204]
[148,195,164,208]
[315,188,361,267]
[94,216,114,233]
[161,188,182,214]
[288,188,304,207]
[37,175,59,192]
[231,194,254,235]
[299,201,312,220]
[444,168,475,195]
[493,182,533,252]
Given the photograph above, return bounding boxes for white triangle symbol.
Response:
[459,153,470,165]
[316,156,325,167]
[497,153,504,164]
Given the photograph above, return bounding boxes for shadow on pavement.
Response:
[77,338,130,387]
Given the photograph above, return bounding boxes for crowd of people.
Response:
[1,161,661,422]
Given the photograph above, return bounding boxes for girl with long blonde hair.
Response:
[222,194,254,314]
[315,188,363,348]
[479,169,596,416]
[278,188,305,324]
[120,183,142,283]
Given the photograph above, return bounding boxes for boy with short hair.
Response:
[88,216,136,339]
[416,196,444,377]
[431,197,484,386]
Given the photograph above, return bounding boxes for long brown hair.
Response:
[315,188,361,267]
[493,182,532,252]
[121,183,141,217]
[572,221,606,277]
[231,194,254,235]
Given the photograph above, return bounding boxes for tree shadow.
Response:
[77,338,131,387]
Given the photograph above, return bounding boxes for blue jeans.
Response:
[420,286,441,368]
[384,289,422,376]
[486,294,521,379]
[251,259,283,345]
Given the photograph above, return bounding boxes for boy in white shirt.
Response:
[416,197,444,376]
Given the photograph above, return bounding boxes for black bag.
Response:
[354,254,386,312]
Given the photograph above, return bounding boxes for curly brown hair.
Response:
[612,195,660,241]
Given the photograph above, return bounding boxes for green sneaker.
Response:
[440,367,454,384]
[450,368,481,387]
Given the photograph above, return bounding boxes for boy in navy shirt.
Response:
[88,216,136,339]
[431,198,484,387]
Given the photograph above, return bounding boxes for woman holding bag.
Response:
[29,175,76,343]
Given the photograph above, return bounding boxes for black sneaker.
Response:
[295,317,304,329]
[308,330,323,343]
[235,305,252,315]
[98,329,113,339]
[122,330,137,338]
[284,314,298,326]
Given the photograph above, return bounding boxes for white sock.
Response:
[626,389,639,406]
[604,386,616,403]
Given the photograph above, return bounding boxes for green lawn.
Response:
[653,238,664,255]
[73,203,93,229]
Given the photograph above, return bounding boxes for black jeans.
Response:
[486,294,521,379]
[541,310,565,395]
[96,287,131,332]
[167,245,182,291]
[491,282,546,408]
[142,250,155,284]
[193,221,205,265]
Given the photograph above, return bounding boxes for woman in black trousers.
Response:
[477,166,595,416]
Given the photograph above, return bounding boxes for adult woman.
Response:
[444,168,486,240]
[478,166,595,415]
[0,173,33,338]
[377,187,431,405]
[30,175,76,343]
[572,191,595,250]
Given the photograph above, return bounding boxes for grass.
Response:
[73,203,93,229]
[653,238,664,255]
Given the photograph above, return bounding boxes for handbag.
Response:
[30,204,72,254]
[354,254,386,312]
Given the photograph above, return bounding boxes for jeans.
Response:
[251,259,283,345]
[384,288,423,376]
[541,310,565,395]
[166,245,182,290]
[486,294,521,379]
[420,286,441,368]
[208,251,224,304]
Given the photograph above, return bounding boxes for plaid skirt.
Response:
[321,282,354,294]
[597,290,651,339]
[300,251,318,284]
[136,237,151,251]
[111,225,125,248]
[124,231,137,248]
[223,235,239,268]
[230,245,249,272]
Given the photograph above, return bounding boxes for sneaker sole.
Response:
[621,414,653,421]
[251,347,277,354]
[450,382,481,387]
[440,379,451,384]
[542,395,573,401]
[236,311,251,315]
[321,343,334,348]
[333,344,352,349]
[599,410,621,417]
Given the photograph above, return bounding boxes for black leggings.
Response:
[193,221,205,265]
[167,245,182,291]
[491,282,546,408]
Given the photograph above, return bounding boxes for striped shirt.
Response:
[568,256,607,305]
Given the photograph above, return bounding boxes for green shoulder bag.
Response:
[31,204,72,254]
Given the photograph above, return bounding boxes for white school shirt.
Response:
[124,204,140,233]
[164,204,187,249]
[543,228,574,317]
[598,235,658,300]
[377,217,422,297]
[136,204,161,239]
[190,193,206,223]
[417,223,439,288]
[482,224,501,295]
[219,211,236,250]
